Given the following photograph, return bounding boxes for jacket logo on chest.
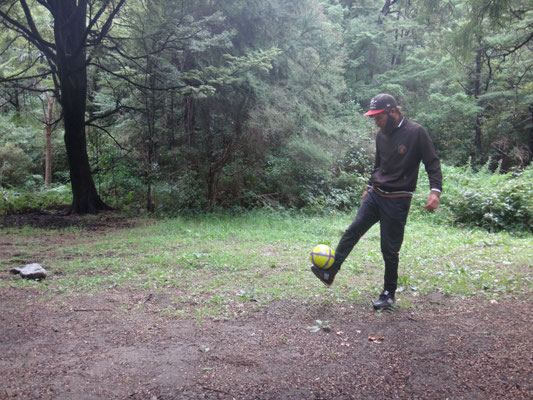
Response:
[397,144,407,155]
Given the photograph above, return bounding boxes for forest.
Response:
[1,3,532,397]
[0,0,532,228]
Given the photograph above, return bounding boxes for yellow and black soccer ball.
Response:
[310,244,335,269]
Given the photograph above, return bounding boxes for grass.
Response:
[1,210,531,318]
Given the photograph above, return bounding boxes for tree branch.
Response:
[19,0,56,58]
[84,0,126,53]
[501,30,533,57]
[34,0,52,12]
[86,122,129,152]
[0,69,52,84]
[89,61,189,91]
[85,105,124,125]
[0,35,20,57]
[0,53,48,82]
[382,0,399,16]
[0,16,55,65]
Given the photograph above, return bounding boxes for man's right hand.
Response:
[424,191,440,210]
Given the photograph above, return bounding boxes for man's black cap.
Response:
[364,94,398,116]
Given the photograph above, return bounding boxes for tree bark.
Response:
[381,0,399,15]
[184,96,196,147]
[44,93,54,187]
[167,89,176,149]
[53,1,109,213]
[473,48,483,155]
[524,105,533,167]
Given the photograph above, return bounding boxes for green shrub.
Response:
[432,163,532,233]
[152,171,208,215]
[93,151,146,210]
[302,171,367,213]
[0,185,72,215]
[0,142,33,186]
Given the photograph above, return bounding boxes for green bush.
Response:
[0,142,33,187]
[0,185,72,215]
[302,171,367,213]
[92,151,146,211]
[152,171,208,215]
[435,163,532,233]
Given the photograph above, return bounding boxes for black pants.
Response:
[332,189,411,294]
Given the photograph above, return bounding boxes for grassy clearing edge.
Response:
[1,211,531,318]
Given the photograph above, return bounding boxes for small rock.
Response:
[10,263,47,280]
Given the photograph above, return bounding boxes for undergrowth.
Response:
[0,184,71,215]
[2,163,531,234]
[410,163,532,233]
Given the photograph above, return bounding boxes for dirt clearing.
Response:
[1,286,532,399]
[1,213,532,399]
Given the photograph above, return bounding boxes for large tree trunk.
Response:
[53,1,109,214]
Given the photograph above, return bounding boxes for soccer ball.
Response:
[310,244,335,269]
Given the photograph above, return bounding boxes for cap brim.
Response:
[363,109,386,116]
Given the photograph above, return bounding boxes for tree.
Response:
[450,0,533,168]
[185,0,349,208]
[338,0,532,169]
[38,87,55,186]
[94,0,345,211]
[0,0,125,213]
[93,0,262,210]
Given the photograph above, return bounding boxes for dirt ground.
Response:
[1,213,532,399]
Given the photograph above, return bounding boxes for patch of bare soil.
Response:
[1,287,532,399]
[1,210,142,231]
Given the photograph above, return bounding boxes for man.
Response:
[311,93,442,310]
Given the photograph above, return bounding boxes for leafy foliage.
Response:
[1,0,531,223]
[0,142,33,187]
[446,164,533,233]
[0,111,54,187]
[410,163,533,233]
[0,185,71,215]
[341,0,532,169]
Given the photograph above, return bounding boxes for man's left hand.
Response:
[424,192,440,210]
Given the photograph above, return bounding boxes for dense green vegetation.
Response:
[1,1,532,232]
[2,163,532,233]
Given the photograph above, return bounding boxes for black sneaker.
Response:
[373,290,395,310]
[311,265,335,287]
